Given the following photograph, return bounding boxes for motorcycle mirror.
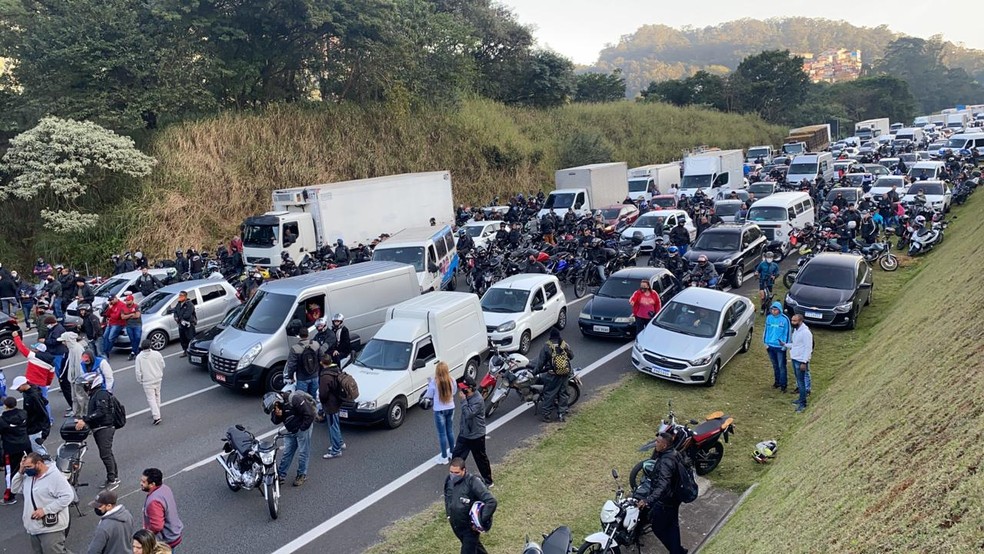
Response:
[689,419,699,425]
[611,468,619,480]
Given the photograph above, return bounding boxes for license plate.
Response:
[805,311,823,319]
[648,366,672,377]
[189,355,202,364]
[339,410,349,419]
[214,373,226,382]
[592,325,610,333]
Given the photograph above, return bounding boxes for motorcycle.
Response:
[480,351,582,418]
[215,425,288,520]
[522,526,574,554]
[850,237,898,271]
[576,469,649,554]
[56,421,90,517]
[907,221,947,257]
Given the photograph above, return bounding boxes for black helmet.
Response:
[78,303,91,312]
[631,231,644,246]
[262,392,283,414]
[281,251,290,260]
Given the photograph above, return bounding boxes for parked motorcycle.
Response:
[576,469,648,554]
[215,425,288,520]
[850,237,898,271]
[56,421,90,517]
[907,221,947,256]
[479,351,582,418]
[522,526,574,554]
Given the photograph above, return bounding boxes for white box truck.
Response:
[745,146,774,164]
[945,112,970,131]
[626,163,681,201]
[678,149,744,199]
[854,118,890,141]
[241,172,454,267]
[539,162,627,218]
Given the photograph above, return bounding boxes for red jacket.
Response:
[13,334,55,386]
[629,289,661,319]
[104,300,126,326]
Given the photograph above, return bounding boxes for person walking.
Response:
[101,297,126,357]
[318,357,349,459]
[11,452,75,554]
[120,295,142,361]
[86,489,136,554]
[786,315,814,413]
[451,377,493,487]
[1,396,32,505]
[636,432,688,554]
[17,278,36,330]
[444,457,497,554]
[172,291,196,357]
[134,342,166,425]
[533,328,574,422]
[56,330,86,417]
[11,376,50,456]
[763,301,792,393]
[422,361,456,464]
[75,372,120,490]
[264,390,316,487]
[140,468,184,550]
[628,279,661,334]
[132,529,171,554]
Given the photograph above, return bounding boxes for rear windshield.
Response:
[796,265,855,290]
[907,183,944,195]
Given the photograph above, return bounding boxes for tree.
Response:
[874,37,984,113]
[825,76,916,124]
[575,70,626,103]
[558,130,614,168]
[0,117,157,232]
[639,70,726,110]
[506,51,576,108]
[729,50,810,123]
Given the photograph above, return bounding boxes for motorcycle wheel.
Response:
[224,455,241,492]
[695,442,724,476]
[628,459,646,490]
[485,398,501,418]
[783,269,797,289]
[265,479,280,520]
[574,276,588,298]
[576,541,621,554]
[567,381,581,407]
[879,254,899,271]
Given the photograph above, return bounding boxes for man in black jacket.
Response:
[637,432,687,554]
[444,457,497,554]
[172,291,197,356]
[265,390,316,487]
[328,314,351,365]
[78,303,104,356]
[73,276,94,305]
[669,219,691,256]
[135,267,162,297]
[75,372,120,490]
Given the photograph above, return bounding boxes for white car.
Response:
[903,180,952,213]
[868,176,908,201]
[619,210,696,254]
[461,221,500,251]
[482,274,567,354]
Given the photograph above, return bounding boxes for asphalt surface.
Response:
[0,259,775,554]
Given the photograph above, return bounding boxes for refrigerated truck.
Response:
[538,162,628,218]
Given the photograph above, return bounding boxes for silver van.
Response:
[208,262,420,392]
[113,279,241,351]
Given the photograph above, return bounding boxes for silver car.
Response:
[65,268,175,325]
[115,279,240,351]
[631,287,754,386]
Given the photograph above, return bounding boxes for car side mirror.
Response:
[286,319,302,337]
[859,282,872,289]
[722,329,738,338]
[428,262,439,273]
[412,359,426,370]
[532,302,544,311]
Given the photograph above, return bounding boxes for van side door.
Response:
[543,280,564,328]
[411,337,438,393]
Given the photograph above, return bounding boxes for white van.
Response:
[345,292,488,428]
[907,161,946,181]
[786,153,834,186]
[944,133,984,153]
[372,225,459,293]
[745,192,815,249]
[64,268,175,325]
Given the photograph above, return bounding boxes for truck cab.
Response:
[242,212,316,267]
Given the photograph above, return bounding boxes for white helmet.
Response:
[847,221,857,230]
[331,313,344,323]
[315,318,328,329]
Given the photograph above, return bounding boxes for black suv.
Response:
[0,310,20,359]
[683,223,768,288]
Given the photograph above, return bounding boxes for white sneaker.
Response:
[434,456,447,465]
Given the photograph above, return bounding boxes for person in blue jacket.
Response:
[763,301,792,392]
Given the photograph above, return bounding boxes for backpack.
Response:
[290,391,318,418]
[548,342,571,376]
[109,393,127,429]
[674,455,699,503]
[298,345,319,379]
[338,370,360,400]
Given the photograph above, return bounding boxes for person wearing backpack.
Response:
[75,372,121,490]
[533,328,574,422]
[266,389,317,487]
[318,356,354,459]
[637,432,691,554]
[284,328,321,412]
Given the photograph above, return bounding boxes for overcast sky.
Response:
[499,0,984,65]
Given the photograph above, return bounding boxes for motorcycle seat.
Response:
[692,418,728,441]
[541,526,573,552]
[227,426,255,454]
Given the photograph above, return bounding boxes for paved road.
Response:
[0,260,773,553]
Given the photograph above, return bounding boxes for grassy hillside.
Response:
[131,99,782,254]
[705,204,984,552]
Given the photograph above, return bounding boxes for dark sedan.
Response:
[187,304,244,368]
[683,223,767,288]
[784,253,872,329]
[578,268,681,339]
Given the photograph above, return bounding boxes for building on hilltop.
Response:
[799,49,862,83]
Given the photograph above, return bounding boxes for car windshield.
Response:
[481,287,531,313]
[872,177,903,190]
[242,223,279,247]
[222,304,244,326]
[747,184,773,195]
[693,231,739,251]
[908,168,937,180]
[355,338,412,371]
[372,246,425,272]
[825,189,858,203]
[654,301,721,339]
[651,197,676,208]
[846,175,866,186]
[231,290,293,334]
[680,174,712,189]
[899,153,917,163]
[597,277,644,299]
[465,226,486,238]
[714,203,740,217]
[93,278,128,298]
[747,206,788,222]
[787,162,817,176]
[878,159,897,168]
[907,183,944,195]
[543,192,576,209]
[796,265,856,290]
[140,291,174,314]
[634,215,667,229]
[600,208,623,220]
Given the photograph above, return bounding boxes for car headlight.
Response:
[690,356,712,366]
[785,296,797,306]
[579,312,591,320]
[496,321,516,333]
[721,258,733,266]
[358,401,376,410]
[833,302,853,313]
[641,234,654,241]
[236,343,262,370]
[614,316,635,324]
[258,450,276,465]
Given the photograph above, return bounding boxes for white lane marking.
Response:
[48,350,184,393]
[127,384,222,418]
[270,342,634,554]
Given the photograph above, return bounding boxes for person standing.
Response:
[451,377,493,487]
[78,303,104,357]
[533,329,574,422]
[264,390,316,487]
[444,457,497,554]
[78,349,114,417]
[140,468,184,551]
[76,372,120,490]
[134,341,166,425]
[284,328,321,403]
[763,301,792,393]
[786,315,814,413]
[0,396,32,504]
[11,452,75,553]
[669,219,691,256]
[86,489,136,554]
[102,296,126,357]
[172,291,196,357]
[135,268,162,299]
[120,295,142,361]
[11,331,56,422]
[629,279,661,334]
[41,274,62,322]
[318,357,348,459]
[0,270,18,317]
[422,361,456,464]
[11,376,50,456]
[636,432,688,554]
[328,313,351,365]
[17,277,36,330]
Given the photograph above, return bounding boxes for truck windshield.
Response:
[355,338,412,371]
[232,290,293,334]
[747,148,769,159]
[787,163,817,176]
[242,224,279,247]
[747,206,789,222]
[372,247,425,272]
[680,175,712,189]
[628,179,649,194]
[783,144,804,155]
[543,192,576,210]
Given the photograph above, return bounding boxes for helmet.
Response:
[315,318,328,329]
[697,254,708,265]
[336,238,344,246]
[262,392,283,415]
[469,501,488,533]
[176,250,182,255]
[631,231,644,246]
[753,440,778,463]
[847,221,857,230]
[78,303,92,312]
[915,215,926,225]
[590,238,603,248]
[75,372,102,391]
[764,252,774,261]
[281,251,290,260]
[458,229,466,236]
[667,246,679,255]
[831,205,839,213]
[331,313,344,323]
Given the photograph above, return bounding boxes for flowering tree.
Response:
[0,117,157,232]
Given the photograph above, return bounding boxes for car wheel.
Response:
[147,330,168,351]
[556,308,567,330]
[731,264,744,289]
[739,328,752,353]
[518,330,532,355]
[265,365,286,393]
[704,360,721,387]
[464,357,480,382]
[846,307,858,330]
[865,286,873,306]
[0,335,16,359]
[386,397,407,429]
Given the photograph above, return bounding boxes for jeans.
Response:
[52,297,63,320]
[793,360,810,408]
[278,425,312,477]
[650,503,687,554]
[452,436,493,485]
[434,409,455,458]
[103,325,124,355]
[767,346,787,389]
[677,244,688,256]
[93,426,118,481]
[125,325,142,356]
[29,432,48,456]
[20,301,33,328]
[0,297,17,316]
[327,413,344,454]
[38,386,52,422]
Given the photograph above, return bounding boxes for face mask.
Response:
[25,468,39,477]
[450,473,465,485]
[94,507,106,517]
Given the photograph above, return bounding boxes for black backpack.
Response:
[109,393,127,429]
[298,345,319,379]
[674,454,699,503]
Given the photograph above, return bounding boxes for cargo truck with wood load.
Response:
[782,124,832,155]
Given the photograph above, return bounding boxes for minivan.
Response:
[372,225,459,293]
[745,192,815,249]
[786,153,834,187]
[209,262,420,392]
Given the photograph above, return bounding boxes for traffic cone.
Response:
[2,453,16,505]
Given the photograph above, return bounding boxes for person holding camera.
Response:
[10,452,75,553]
[629,279,661,334]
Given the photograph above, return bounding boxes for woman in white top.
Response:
[423,361,456,464]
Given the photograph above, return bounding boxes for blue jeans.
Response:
[327,413,343,454]
[767,346,787,389]
[20,301,33,328]
[125,325,142,355]
[793,360,809,407]
[278,425,312,477]
[677,245,688,256]
[0,298,17,317]
[805,364,812,393]
[39,385,52,422]
[434,408,455,458]
[103,325,124,355]
[52,298,63,320]
[295,378,320,411]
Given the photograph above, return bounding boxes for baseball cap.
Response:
[11,376,28,389]
[88,490,117,508]
[125,294,134,302]
[457,376,476,391]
